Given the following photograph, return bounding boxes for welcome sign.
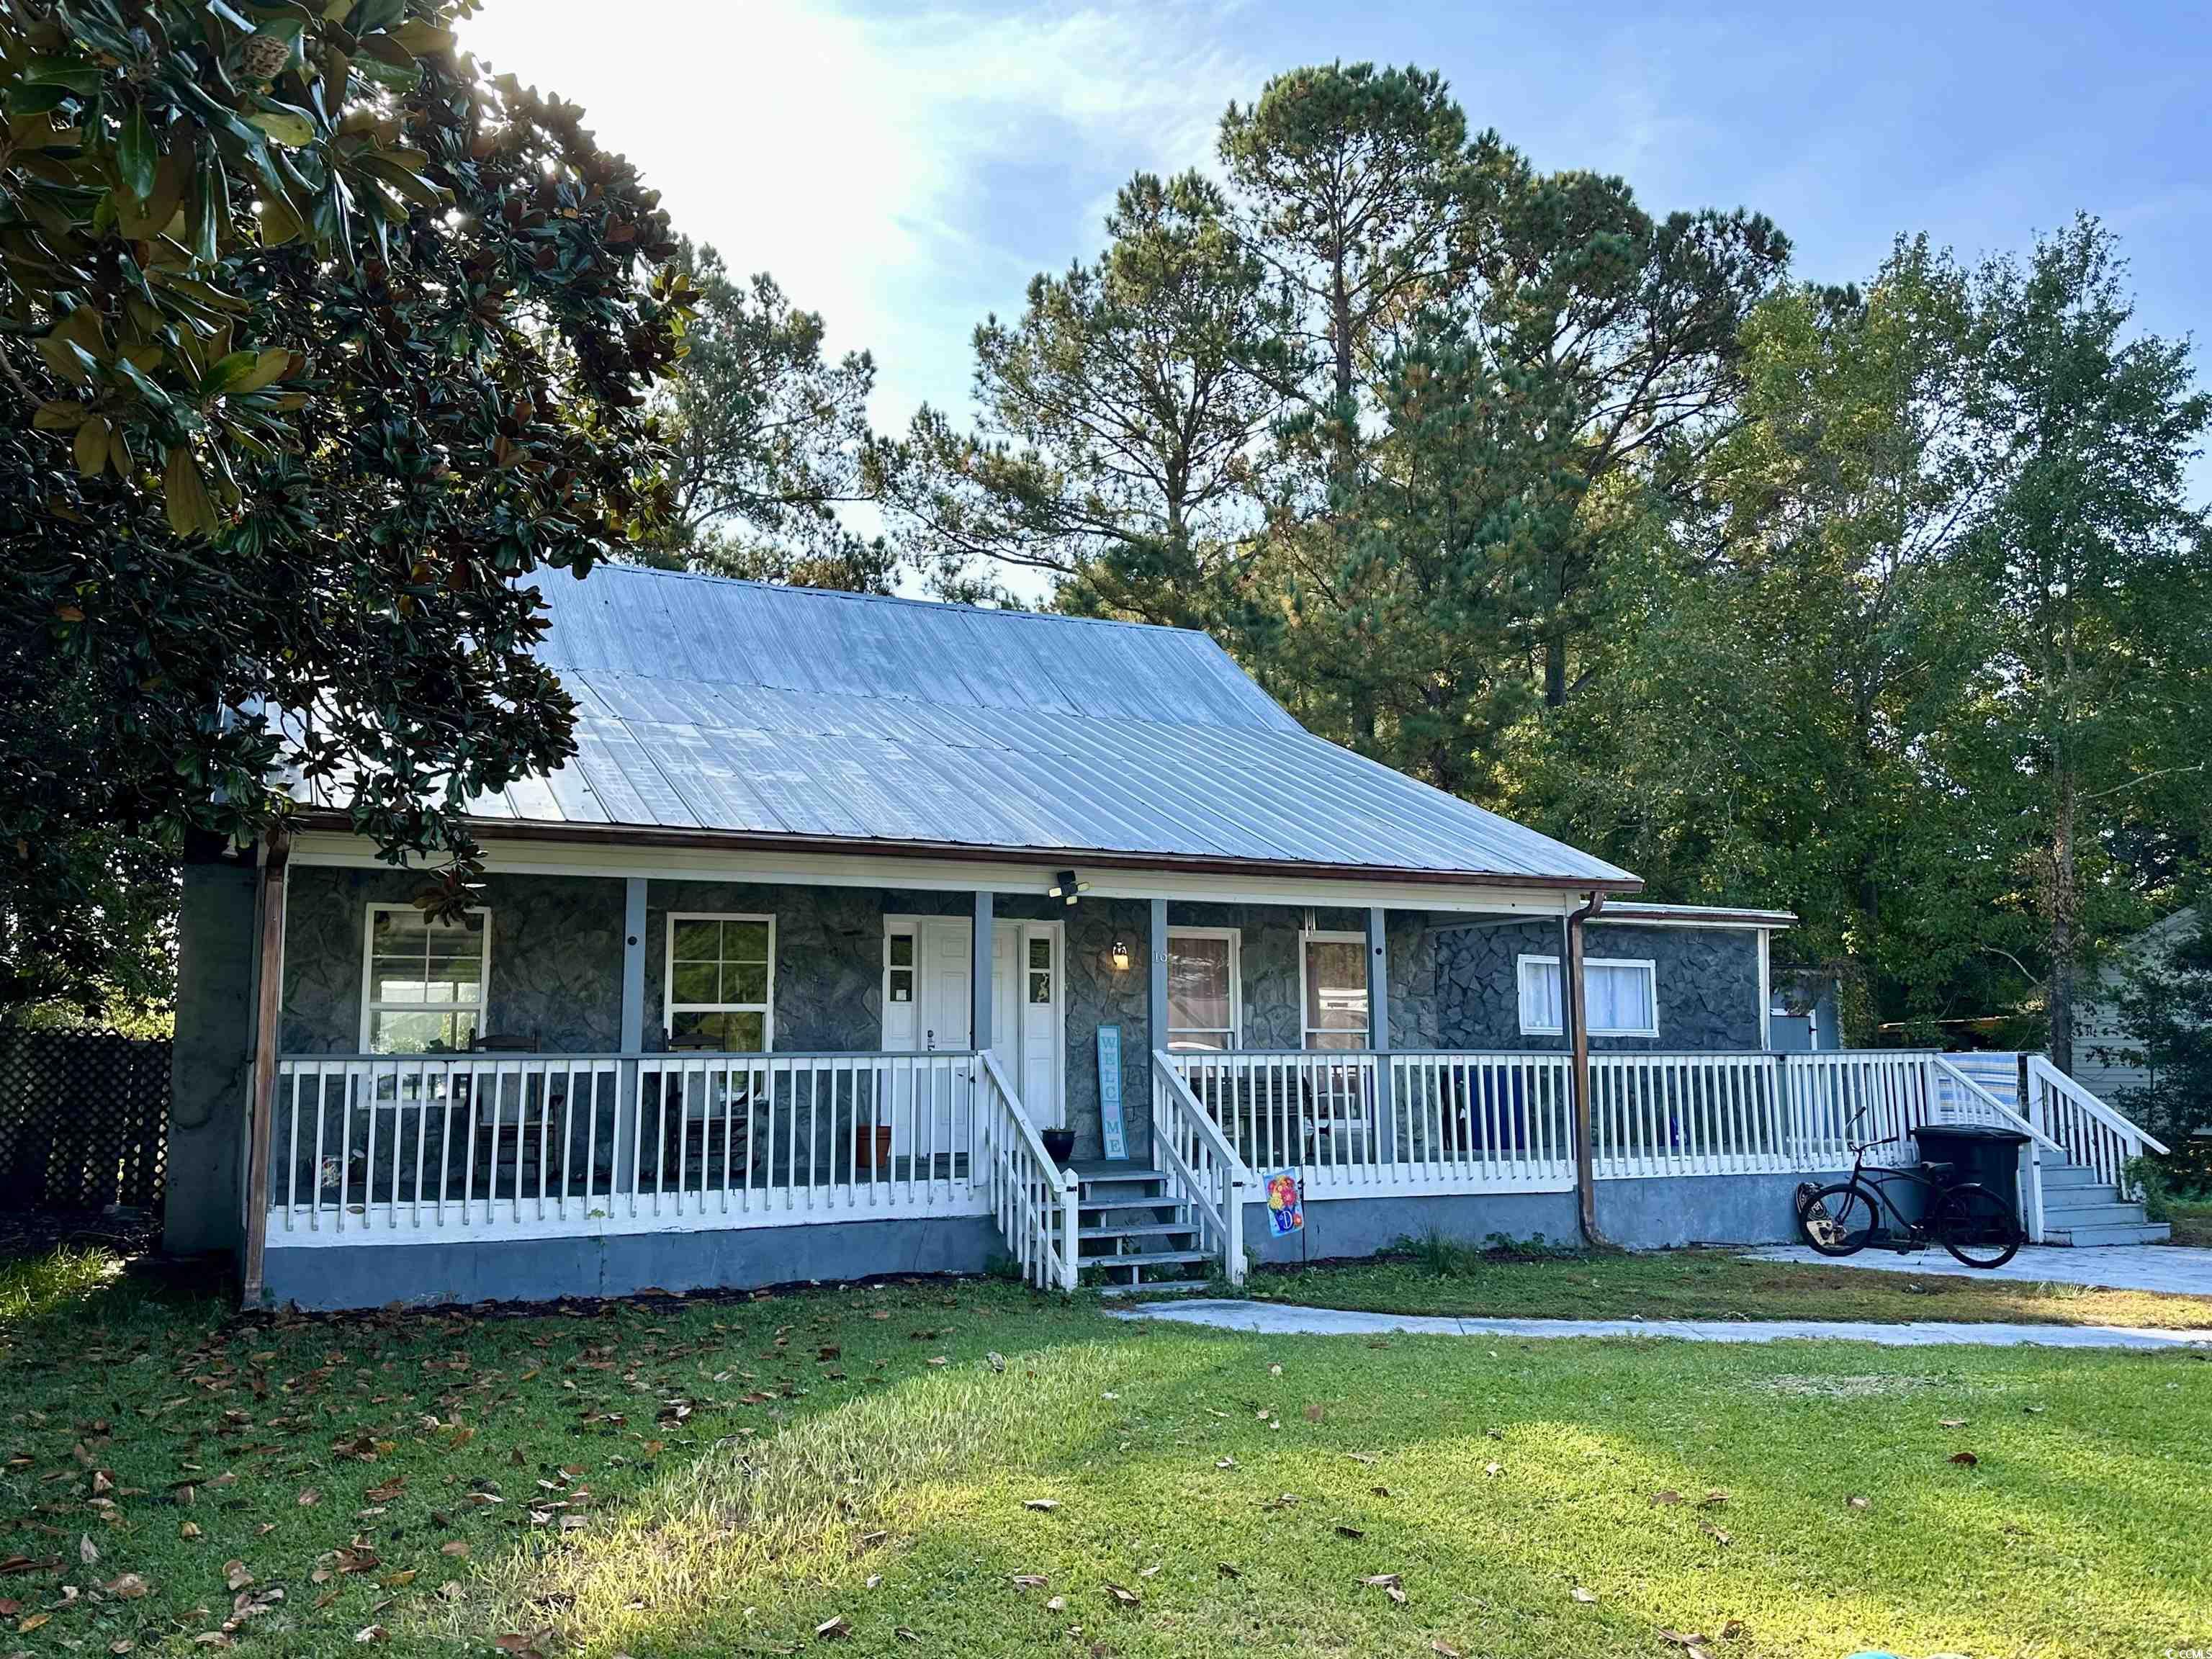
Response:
[1097,1025,1126,1159]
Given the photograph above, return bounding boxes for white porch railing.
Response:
[2026,1053,2169,1198]
[977,1052,1079,1292]
[1161,1048,2067,1197]
[271,1051,989,1240]
[1150,1051,1248,1285]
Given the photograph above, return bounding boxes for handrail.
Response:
[1151,1049,1248,1286]
[2026,1056,2169,1155]
[1930,1057,2066,1152]
[1151,1051,1248,1174]
[976,1051,1078,1293]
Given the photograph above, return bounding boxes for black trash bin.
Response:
[1911,1123,2031,1224]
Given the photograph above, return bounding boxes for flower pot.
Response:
[856,1125,894,1171]
[1041,1128,1076,1166]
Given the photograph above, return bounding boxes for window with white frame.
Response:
[1301,930,1370,1051]
[1166,928,1240,1051]
[361,904,490,1053]
[1517,955,1658,1038]
[665,914,775,1051]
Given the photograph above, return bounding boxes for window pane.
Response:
[1028,937,1051,971]
[1304,939,1367,1041]
[372,961,429,1004]
[1168,937,1231,1033]
[672,1010,764,1051]
[672,919,719,961]
[1310,1029,1366,1052]
[1028,969,1051,1004]
[889,968,913,1003]
[888,934,914,968]
[670,960,717,1004]
[724,920,770,962]
[372,1010,466,1053]
[1591,964,1653,1033]
[722,961,769,1004]
[1168,1031,1228,1053]
[1521,961,1563,1031]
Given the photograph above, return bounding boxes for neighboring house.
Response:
[2077,906,2198,1106]
[164,565,2085,1308]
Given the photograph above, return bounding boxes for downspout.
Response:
[1565,889,1611,1249]
[238,829,290,1309]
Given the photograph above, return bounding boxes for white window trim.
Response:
[664,911,777,1052]
[358,903,492,1053]
[1298,927,1371,1051]
[1166,926,1243,1051]
[1517,954,1660,1039]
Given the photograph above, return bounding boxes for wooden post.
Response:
[1148,899,1169,1164]
[1564,892,1610,1249]
[971,891,994,1057]
[613,877,647,1192]
[1367,905,1393,1164]
[238,831,291,1308]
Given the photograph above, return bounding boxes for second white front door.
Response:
[884,917,1064,1126]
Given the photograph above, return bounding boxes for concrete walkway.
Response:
[1738,1242,2212,1296]
[1113,1299,2212,1350]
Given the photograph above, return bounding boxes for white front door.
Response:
[884,917,1064,1128]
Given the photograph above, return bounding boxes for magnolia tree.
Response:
[0,0,693,1012]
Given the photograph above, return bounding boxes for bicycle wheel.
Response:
[1797,1181,1879,1256]
[1934,1184,2022,1269]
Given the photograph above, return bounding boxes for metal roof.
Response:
[449,564,1637,888]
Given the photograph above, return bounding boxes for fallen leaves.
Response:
[1022,1498,1060,1512]
[1949,1450,1980,1467]
[1570,1586,1599,1604]
[104,1572,151,1600]
[814,1614,850,1640]
[1102,1582,1141,1608]
[1359,1571,1408,1604]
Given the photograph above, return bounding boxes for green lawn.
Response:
[1,1248,2207,1658]
[1240,1241,2212,1329]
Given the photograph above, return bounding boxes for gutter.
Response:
[1565,889,1611,1250]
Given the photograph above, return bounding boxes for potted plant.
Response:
[1042,1127,1076,1165]
[855,1123,894,1171]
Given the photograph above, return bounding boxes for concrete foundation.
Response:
[260,1214,1001,1310]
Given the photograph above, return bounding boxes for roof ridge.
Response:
[571,559,1219,642]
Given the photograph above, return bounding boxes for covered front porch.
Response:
[231,835,2149,1308]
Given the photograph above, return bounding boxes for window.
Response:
[1301,930,1370,1051]
[665,914,775,1051]
[886,930,916,1004]
[361,904,490,1053]
[1518,955,1658,1038]
[1028,934,1053,1004]
[1166,928,1240,1051]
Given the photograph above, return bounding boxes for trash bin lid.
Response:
[1911,1122,2032,1144]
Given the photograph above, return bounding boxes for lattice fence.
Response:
[0,1029,171,1213]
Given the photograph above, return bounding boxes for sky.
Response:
[461,0,2211,490]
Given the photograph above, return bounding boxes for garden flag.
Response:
[1266,1171,1303,1235]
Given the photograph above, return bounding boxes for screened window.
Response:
[1518,956,1658,1038]
[1302,931,1370,1051]
[665,914,775,1051]
[361,905,489,1053]
[1166,929,1239,1051]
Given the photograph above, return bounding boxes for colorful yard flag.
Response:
[1266,1170,1303,1236]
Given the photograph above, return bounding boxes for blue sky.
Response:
[465,1,2208,481]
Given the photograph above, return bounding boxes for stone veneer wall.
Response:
[1434,920,1763,1053]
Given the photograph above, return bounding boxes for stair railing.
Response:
[1929,1056,2065,1241]
[2024,1055,2169,1202]
[1151,1050,1249,1287]
[976,1052,1079,1292]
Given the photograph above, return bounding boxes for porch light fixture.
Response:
[1047,869,1089,907]
[1110,940,1133,973]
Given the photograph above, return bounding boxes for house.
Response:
[2077,906,2199,1107]
[163,565,2076,1309]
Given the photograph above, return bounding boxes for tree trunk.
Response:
[2047,768,2077,1075]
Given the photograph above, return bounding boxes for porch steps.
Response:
[2038,1162,2170,1247]
[1069,1161,1215,1291]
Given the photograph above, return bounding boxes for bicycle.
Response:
[1794,1113,2023,1269]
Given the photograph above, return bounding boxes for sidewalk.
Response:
[1113,1298,2212,1350]
[1737,1242,2212,1296]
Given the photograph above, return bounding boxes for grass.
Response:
[1241,1236,2212,1328]
[0,1247,2206,1657]
[2167,1199,2212,1249]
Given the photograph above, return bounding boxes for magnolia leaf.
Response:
[117,105,158,201]
[74,416,111,478]
[33,400,89,431]
[392,21,456,54]
[164,444,216,538]
[249,109,316,148]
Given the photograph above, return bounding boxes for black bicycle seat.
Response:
[1917,1160,1954,1180]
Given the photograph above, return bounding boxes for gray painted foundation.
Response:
[262,1214,1001,1310]
[1244,1170,1852,1267]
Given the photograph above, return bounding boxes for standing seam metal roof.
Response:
[453,563,1637,886]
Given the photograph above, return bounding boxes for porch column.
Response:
[1563,897,1610,1246]
[1148,897,1169,1165]
[238,831,289,1308]
[614,877,647,1190]
[1367,906,1394,1164]
[971,890,993,1056]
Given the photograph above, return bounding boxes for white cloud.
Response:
[461,0,1251,431]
